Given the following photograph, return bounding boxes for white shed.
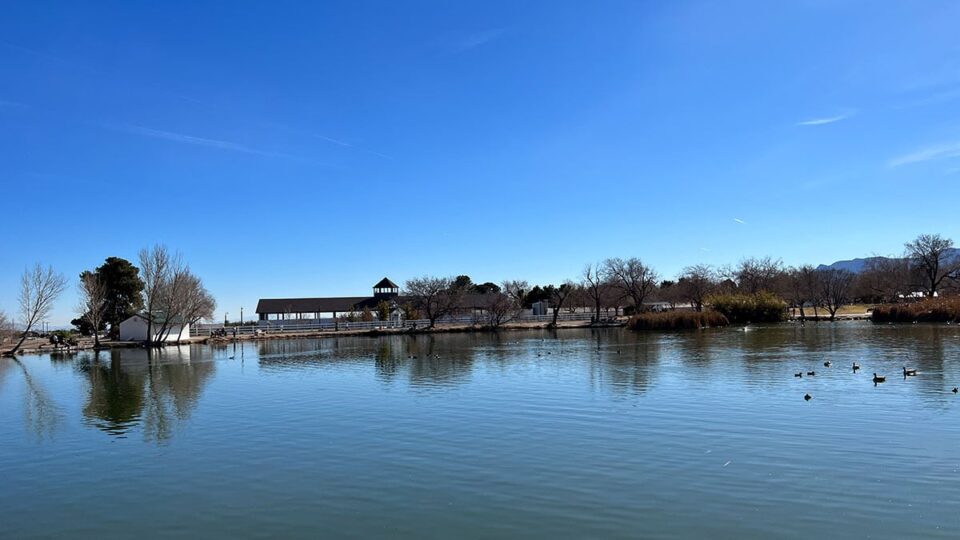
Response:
[118,314,191,343]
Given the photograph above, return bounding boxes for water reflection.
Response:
[0,358,12,391]
[593,333,662,395]
[6,324,960,447]
[75,346,216,442]
[6,324,960,540]
[78,352,144,436]
[7,356,63,439]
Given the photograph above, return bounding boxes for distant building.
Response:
[118,313,191,342]
[255,278,401,321]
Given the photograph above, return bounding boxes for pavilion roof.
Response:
[373,277,399,289]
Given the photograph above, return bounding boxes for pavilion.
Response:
[255,278,401,321]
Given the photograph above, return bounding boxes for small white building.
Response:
[119,314,191,343]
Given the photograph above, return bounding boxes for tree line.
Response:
[400,233,960,326]
[1,245,214,355]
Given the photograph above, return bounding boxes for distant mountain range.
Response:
[817,248,960,273]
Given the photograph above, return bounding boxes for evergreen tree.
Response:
[95,257,145,338]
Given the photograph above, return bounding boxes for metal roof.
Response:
[255,297,372,314]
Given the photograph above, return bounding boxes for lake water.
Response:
[2,323,960,539]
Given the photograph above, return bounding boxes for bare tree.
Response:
[137,246,215,345]
[0,309,11,345]
[4,264,67,356]
[656,280,682,309]
[404,276,463,328]
[733,256,785,294]
[155,267,215,343]
[604,257,659,312]
[582,263,607,321]
[501,280,529,308]
[800,265,823,318]
[784,265,815,320]
[600,280,625,316]
[905,234,960,298]
[566,285,589,313]
[855,257,911,303]
[77,271,108,349]
[480,291,518,327]
[547,282,575,326]
[139,245,174,346]
[818,269,855,320]
[678,264,715,312]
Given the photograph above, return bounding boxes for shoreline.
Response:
[5,314,954,357]
[204,319,625,344]
[3,319,626,355]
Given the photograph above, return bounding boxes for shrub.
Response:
[871,297,960,323]
[376,300,391,321]
[627,310,729,330]
[49,329,79,346]
[705,292,788,324]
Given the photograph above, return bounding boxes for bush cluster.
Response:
[705,292,788,324]
[871,297,960,323]
[627,310,729,330]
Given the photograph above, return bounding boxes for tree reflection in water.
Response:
[76,346,215,442]
[3,356,63,440]
[78,351,145,437]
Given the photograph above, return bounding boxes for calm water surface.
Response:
[3,323,960,539]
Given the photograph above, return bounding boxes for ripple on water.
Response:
[2,323,960,539]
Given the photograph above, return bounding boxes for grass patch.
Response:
[627,310,729,331]
[871,297,960,323]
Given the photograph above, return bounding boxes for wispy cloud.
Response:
[1,40,95,73]
[733,218,746,224]
[888,141,960,167]
[309,133,353,148]
[271,124,393,160]
[796,112,854,126]
[308,132,393,160]
[453,28,507,53]
[0,98,27,108]
[109,124,284,157]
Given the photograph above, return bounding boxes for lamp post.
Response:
[240,307,244,325]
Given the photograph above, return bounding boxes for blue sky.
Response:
[2,0,960,325]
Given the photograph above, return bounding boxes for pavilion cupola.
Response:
[373,277,400,300]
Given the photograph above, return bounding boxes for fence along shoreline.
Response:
[192,312,619,338]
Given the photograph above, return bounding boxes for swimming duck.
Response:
[903,366,917,376]
[852,362,860,372]
[804,393,812,401]
[953,387,958,394]
[823,361,832,367]
[794,372,803,378]
[873,373,886,383]
[807,371,816,376]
